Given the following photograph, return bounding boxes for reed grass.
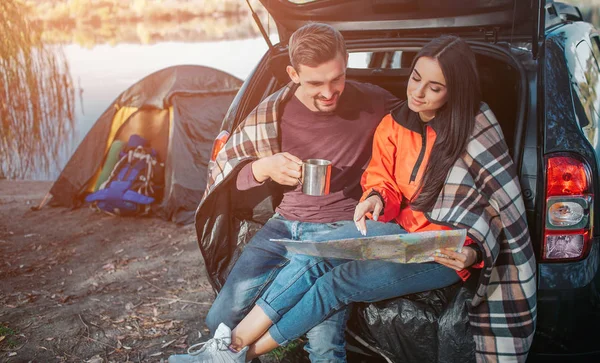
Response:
[1,0,75,179]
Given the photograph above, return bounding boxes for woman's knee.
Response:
[261,256,336,306]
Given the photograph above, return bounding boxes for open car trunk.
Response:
[199,41,528,362]
[259,43,526,362]
[258,0,542,48]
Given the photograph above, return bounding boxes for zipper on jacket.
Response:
[409,123,428,183]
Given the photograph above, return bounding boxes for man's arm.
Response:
[382,88,403,113]
[236,162,263,191]
[236,153,303,191]
[365,82,402,113]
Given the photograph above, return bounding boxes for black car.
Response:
[196,0,600,361]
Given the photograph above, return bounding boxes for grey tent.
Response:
[48,65,242,224]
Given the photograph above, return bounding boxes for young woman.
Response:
[169,35,535,363]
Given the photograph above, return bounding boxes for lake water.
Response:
[4,1,600,180]
[13,37,273,181]
[66,38,272,151]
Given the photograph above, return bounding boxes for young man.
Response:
[170,23,401,363]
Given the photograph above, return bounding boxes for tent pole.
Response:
[31,191,51,211]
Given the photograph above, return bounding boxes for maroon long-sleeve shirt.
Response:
[237,81,400,223]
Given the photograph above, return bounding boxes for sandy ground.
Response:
[0,180,221,362]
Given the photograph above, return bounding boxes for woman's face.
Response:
[406,56,448,121]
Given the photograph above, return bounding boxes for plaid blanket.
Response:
[205,82,297,194]
[428,103,537,362]
[203,83,536,361]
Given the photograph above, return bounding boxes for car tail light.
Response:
[543,156,593,261]
[210,130,230,162]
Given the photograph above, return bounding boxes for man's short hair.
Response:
[288,23,347,70]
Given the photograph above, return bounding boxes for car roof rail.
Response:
[545,1,583,29]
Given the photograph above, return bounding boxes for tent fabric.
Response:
[50,65,242,224]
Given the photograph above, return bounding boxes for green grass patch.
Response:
[0,325,16,337]
[267,338,310,362]
[0,324,19,349]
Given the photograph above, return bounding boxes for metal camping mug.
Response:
[301,159,332,196]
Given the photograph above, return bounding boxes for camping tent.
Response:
[49,65,243,224]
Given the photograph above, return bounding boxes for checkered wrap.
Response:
[204,82,296,196]
[203,85,537,361]
[428,103,537,362]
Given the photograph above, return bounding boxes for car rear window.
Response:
[348,50,415,69]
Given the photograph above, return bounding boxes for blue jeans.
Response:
[205,214,403,362]
[256,247,461,345]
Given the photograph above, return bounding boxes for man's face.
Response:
[287,53,347,112]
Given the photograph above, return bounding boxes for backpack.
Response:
[85,135,162,216]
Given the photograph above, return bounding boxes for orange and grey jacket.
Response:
[360,103,482,280]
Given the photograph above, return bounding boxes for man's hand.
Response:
[433,247,478,271]
[353,195,383,236]
[252,152,303,186]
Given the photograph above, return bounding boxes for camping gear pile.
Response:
[85,134,162,216]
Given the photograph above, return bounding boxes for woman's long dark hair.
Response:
[410,35,481,212]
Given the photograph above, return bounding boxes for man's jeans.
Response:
[255,241,461,346]
[205,214,403,362]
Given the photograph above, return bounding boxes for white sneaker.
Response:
[168,323,248,363]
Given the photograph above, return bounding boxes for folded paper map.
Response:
[271,229,467,263]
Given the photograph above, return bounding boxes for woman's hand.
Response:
[433,247,478,271]
[353,195,383,236]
